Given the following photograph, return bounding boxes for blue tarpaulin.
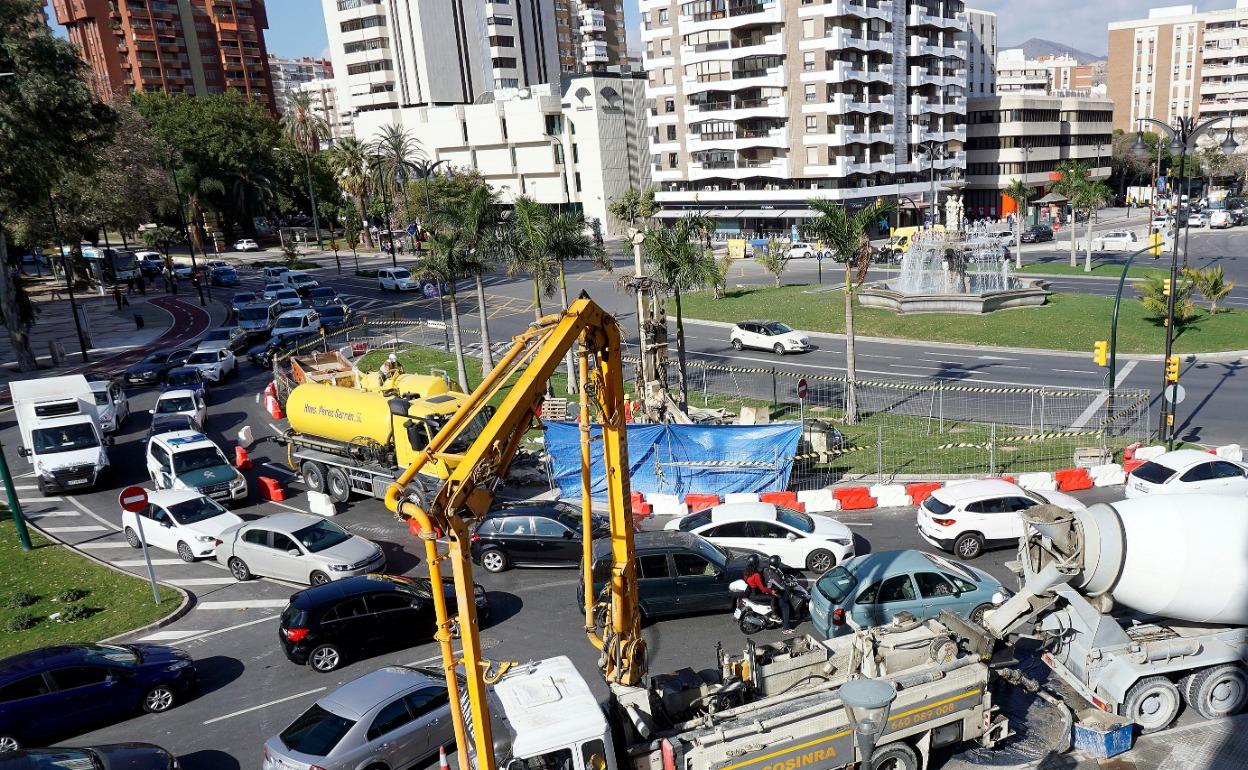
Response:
[544,422,801,501]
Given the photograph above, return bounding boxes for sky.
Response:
[51,0,1248,62]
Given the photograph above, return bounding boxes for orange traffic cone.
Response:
[234,445,253,470]
[439,746,450,770]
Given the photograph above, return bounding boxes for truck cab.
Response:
[11,375,111,495]
[494,657,615,770]
[146,431,247,504]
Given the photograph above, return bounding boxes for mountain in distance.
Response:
[1000,38,1104,64]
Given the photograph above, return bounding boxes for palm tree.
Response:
[371,123,423,229]
[1052,160,1092,268]
[419,226,472,392]
[282,91,330,250]
[644,213,716,412]
[452,184,504,372]
[1189,264,1235,314]
[607,184,659,230]
[503,196,559,322]
[330,136,374,249]
[804,198,895,424]
[1075,178,1113,272]
[1003,178,1034,269]
[547,208,609,392]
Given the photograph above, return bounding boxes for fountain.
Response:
[858,172,1050,314]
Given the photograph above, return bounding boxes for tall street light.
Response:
[1132,116,1237,448]
[917,139,947,227]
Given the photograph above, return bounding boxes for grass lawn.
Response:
[1020,260,1169,280]
[0,524,180,659]
[681,285,1248,354]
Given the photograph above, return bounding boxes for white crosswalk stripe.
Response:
[198,599,290,610]
[43,525,108,533]
[112,558,185,567]
[26,511,79,518]
[78,541,134,550]
[165,577,240,586]
[139,629,209,642]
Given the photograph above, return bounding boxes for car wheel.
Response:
[325,467,351,504]
[301,461,327,494]
[868,742,918,770]
[805,549,835,573]
[953,532,984,560]
[732,338,744,351]
[228,557,252,581]
[142,685,176,713]
[0,735,20,752]
[176,541,196,563]
[1186,664,1248,720]
[773,343,785,356]
[1123,676,1181,733]
[970,603,994,625]
[480,548,509,573]
[308,643,342,672]
[310,570,332,586]
[124,527,141,548]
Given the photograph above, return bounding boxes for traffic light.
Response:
[1093,340,1109,367]
[1149,231,1163,256]
[1165,355,1181,383]
[1162,278,1172,297]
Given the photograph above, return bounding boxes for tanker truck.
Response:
[985,495,1248,733]
[280,382,487,502]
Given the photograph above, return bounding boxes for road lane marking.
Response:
[171,615,279,645]
[12,485,37,491]
[62,495,121,530]
[1052,369,1095,375]
[1072,360,1140,428]
[197,599,290,610]
[202,687,327,725]
[139,629,209,642]
[43,525,109,533]
[78,541,133,549]
[112,558,185,566]
[18,496,60,503]
[26,511,79,518]
[165,577,240,586]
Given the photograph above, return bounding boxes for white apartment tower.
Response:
[960,8,995,95]
[641,0,968,231]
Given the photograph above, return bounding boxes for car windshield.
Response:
[274,315,304,329]
[31,423,99,454]
[280,703,356,757]
[238,306,271,321]
[677,510,712,531]
[815,566,858,604]
[141,351,168,364]
[293,519,353,552]
[187,352,219,365]
[168,496,228,525]
[292,275,315,285]
[151,417,192,435]
[776,507,815,532]
[172,447,227,474]
[203,330,230,341]
[167,372,199,386]
[80,643,139,666]
[93,390,110,406]
[923,496,955,515]
[391,269,411,280]
[156,397,196,413]
[764,322,793,334]
[1133,460,1177,484]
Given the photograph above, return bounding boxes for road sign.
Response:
[797,378,808,400]
[118,486,148,513]
[406,223,417,236]
[1164,384,1186,404]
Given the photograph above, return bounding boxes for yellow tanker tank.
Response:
[357,371,452,399]
[286,383,402,446]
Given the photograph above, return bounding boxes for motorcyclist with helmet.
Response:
[764,555,795,634]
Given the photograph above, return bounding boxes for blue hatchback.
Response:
[162,366,208,398]
[809,550,1007,638]
[0,643,197,750]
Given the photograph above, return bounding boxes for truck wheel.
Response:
[869,741,918,770]
[953,532,984,560]
[1186,664,1248,720]
[325,467,351,503]
[1123,676,1182,733]
[301,461,327,494]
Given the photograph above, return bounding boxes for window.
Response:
[638,554,670,579]
[280,704,356,757]
[804,52,816,71]
[404,685,448,717]
[324,597,369,622]
[340,16,385,32]
[492,57,517,69]
[486,16,512,26]
[346,60,391,76]
[50,666,110,690]
[582,739,608,770]
[658,8,668,23]
[1181,463,1215,483]
[242,529,269,546]
[271,532,299,553]
[1212,461,1247,479]
[366,593,412,613]
[489,35,515,47]
[516,749,574,770]
[367,697,415,740]
[806,146,819,165]
[666,125,676,141]
[498,516,531,536]
[705,521,751,538]
[806,115,818,134]
[674,553,715,577]
[943,572,978,594]
[533,517,570,537]
[0,675,50,703]
[668,152,678,168]
[752,522,791,539]
[802,19,815,38]
[877,575,917,603]
[664,98,675,112]
[805,84,817,102]
[915,572,956,599]
[965,498,1007,514]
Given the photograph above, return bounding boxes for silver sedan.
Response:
[216,512,385,586]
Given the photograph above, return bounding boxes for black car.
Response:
[469,502,609,573]
[199,325,249,354]
[146,413,198,444]
[582,531,759,620]
[312,300,350,330]
[0,744,178,769]
[278,574,489,673]
[1020,225,1054,243]
[123,348,194,387]
[0,643,196,751]
[307,286,339,303]
[247,331,319,368]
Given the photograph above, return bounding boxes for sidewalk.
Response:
[1037,712,1248,769]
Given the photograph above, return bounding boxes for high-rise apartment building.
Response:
[269,55,333,114]
[997,50,1091,95]
[641,0,968,231]
[49,0,276,110]
[555,1,630,73]
[1108,2,1248,133]
[294,78,350,145]
[960,8,996,96]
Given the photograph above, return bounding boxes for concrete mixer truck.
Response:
[985,495,1248,733]
[279,382,487,502]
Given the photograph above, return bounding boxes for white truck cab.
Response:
[493,656,614,770]
[11,375,112,495]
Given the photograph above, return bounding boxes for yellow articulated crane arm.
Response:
[384,295,645,770]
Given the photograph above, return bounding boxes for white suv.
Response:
[730,320,812,355]
[916,479,1085,559]
[146,430,247,504]
[271,308,321,340]
[184,345,238,383]
[378,267,418,291]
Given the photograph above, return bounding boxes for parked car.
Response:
[787,241,825,259]
[248,330,321,368]
[665,502,853,572]
[262,667,475,770]
[271,308,321,340]
[0,643,196,751]
[123,348,193,386]
[377,267,418,291]
[262,266,289,282]
[145,413,198,444]
[145,431,247,503]
[151,390,206,430]
[273,288,303,310]
[729,320,812,355]
[469,502,609,573]
[583,531,759,619]
[915,479,1086,559]
[1125,448,1248,498]
[810,550,1008,638]
[210,266,240,287]
[0,744,178,769]
[234,238,260,252]
[217,513,386,585]
[1094,230,1139,252]
[161,366,208,399]
[122,489,244,562]
[278,574,490,672]
[200,325,250,355]
[262,282,286,301]
[1188,212,1208,228]
[1210,210,1234,229]
[184,346,238,383]
[1020,225,1054,243]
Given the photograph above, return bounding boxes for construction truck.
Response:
[279,382,485,503]
[985,496,1248,733]
[381,296,1015,770]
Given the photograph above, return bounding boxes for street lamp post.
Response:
[917,140,947,227]
[1132,116,1237,448]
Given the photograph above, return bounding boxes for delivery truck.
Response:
[11,375,112,495]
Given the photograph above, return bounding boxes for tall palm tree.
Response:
[503,196,559,322]
[453,184,504,372]
[371,123,423,228]
[1052,160,1092,268]
[419,226,472,392]
[804,198,895,424]
[644,213,716,412]
[1075,178,1113,272]
[546,208,609,393]
[282,91,330,250]
[1002,178,1034,269]
[330,136,374,249]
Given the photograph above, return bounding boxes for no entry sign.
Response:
[797,378,808,400]
[119,486,148,513]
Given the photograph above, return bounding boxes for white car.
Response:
[262,266,289,282]
[788,242,823,259]
[1209,210,1233,229]
[172,263,194,279]
[664,502,854,572]
[183,345,238,383]
[122,488,243,562]
[271,308,321,340]
[916,479,1087,560]
[730,320,812,355]
[1187,212,1208,228]
[986,229,1015,247]
[234,239,260,252]
[1151,215,1174,233]
[152,389,207,431]
[1094,231,1139,252]
[87,378,130,434]
[378,267,418,291]
[1125,449,1248,499]
[273,288,303,310]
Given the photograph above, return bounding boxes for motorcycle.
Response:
[730,575,812,635]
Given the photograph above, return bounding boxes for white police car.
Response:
[145,430,247,505]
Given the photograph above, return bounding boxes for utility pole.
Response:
[0,438,32,551]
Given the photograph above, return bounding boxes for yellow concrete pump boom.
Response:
[384,295,645,770]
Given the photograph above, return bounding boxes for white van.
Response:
[378,267,418,291]
[281,270,319,295]
[271,308,321,340]
[11,375,112,495]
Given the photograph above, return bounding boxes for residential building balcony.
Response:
[682,31,783,65]
[583,40,609,63]
[579,8,606,33]
[689,155,789,180]
[688,126,787,151]
[689,94,787,120]
[685,64,785,94]
[682,1,783,33]
[797,0,892,23]
[907,6,965,31]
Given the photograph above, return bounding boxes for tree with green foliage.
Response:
[803,198,895,423]
[607,185,659,230]
[418,227,472,393]
[141,226,182,261]
[1075,177,1114,272]
[371,123,422,228]
[1051,160,1094,268]
[502,196,559,322]
[756,238,792,287]
[1139,274,1197,328]
[330,136,374,249]
[282,91,330,250]
[644,214,716,412]
[1185,264,1235,314]
[1002,178,1034,269]
[547,208,608,392]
